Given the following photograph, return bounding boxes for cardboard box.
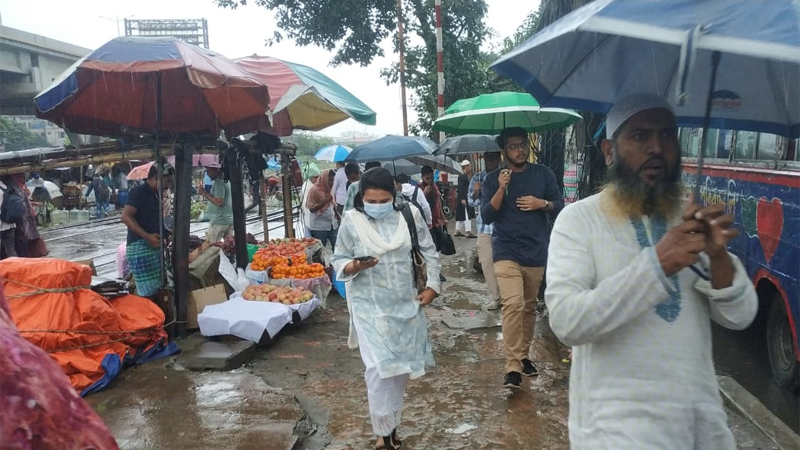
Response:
[187,284,227,329]
[73,259,97,276]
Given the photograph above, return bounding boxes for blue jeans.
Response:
[310,229,337,250]
[95,199,109,217]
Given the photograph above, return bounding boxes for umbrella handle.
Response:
[692,51,721,202]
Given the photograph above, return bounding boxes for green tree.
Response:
[531,0,606,202]
[215,0,492,137]
[283,131,335,158]
[0,116,49,151]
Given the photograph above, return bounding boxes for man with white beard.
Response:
[545,93,757,449]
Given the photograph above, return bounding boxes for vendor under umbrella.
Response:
[121,162,174,299]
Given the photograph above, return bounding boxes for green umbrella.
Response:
[433,91,581,135]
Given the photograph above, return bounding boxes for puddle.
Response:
[445,423,478,434]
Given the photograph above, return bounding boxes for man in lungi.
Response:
[122,162,174,299]
[545,93,758,448]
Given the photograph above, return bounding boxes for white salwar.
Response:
[546,191,758,450]
[332,207,440,437]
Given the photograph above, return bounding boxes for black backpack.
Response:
[97,178,110,199]
[401,186,429,224]
[0,184,26,223]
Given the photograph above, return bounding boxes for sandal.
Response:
[375,435,396,450]
[391,429,403,449]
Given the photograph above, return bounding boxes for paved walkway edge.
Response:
[717,375,800,450]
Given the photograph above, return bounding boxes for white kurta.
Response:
[545,191,758,450]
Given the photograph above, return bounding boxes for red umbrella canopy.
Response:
[35,36,270,139]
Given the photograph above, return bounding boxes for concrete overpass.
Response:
[0,23,91,115]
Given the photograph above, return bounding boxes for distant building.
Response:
[7,115,66,146]
[337,131,379,147]
[124,19,209,49]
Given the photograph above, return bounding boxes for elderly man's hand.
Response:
[682,202,738,259]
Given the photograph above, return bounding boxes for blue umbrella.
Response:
[492,0,800,197]
[492,0,800,139]
[345,135,438,163]
[314,144,352,162]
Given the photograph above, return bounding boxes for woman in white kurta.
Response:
[331,168,440,450]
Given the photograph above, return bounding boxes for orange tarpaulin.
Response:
[1,258,177,394]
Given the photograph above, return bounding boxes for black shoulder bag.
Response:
[400,204,428,294]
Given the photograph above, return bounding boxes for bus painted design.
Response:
[680,128,799,392]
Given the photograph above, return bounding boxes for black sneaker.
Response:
[503,371,522,389]
[522,359,539,377]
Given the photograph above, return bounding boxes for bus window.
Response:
[718,130,733,160]
[680,129,692,157]
[734,130,758,160]
[703,129,718,158]
[688,128,702,157]
[756,133,779,160]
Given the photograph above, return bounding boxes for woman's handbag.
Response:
[400,205,428,293]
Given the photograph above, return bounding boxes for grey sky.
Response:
[1,0,540,138]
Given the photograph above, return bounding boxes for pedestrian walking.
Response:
[468,151,502,310]
[419,166,449,282]
[419,166,446,250]
[394,173,432,228]
[10,173,47,258]
[300,163,321,238]
[331,161,348,215]
[331,168,440,450]
[455,160,476,238]
[121,162,174,299]
[480,127,563,389]
[545,93,757,448]
[0,177,18,259]
[345,162,381,212]
[86,173,111,218]
[307,169,338,249]
[197,161,233,243]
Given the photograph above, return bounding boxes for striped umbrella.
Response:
[314,145,352,162]
[236,55,376,136]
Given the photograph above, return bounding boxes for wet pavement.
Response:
[76,235,785,449]
[713,317,800,434]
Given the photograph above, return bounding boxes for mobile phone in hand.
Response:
[354,256,376,263]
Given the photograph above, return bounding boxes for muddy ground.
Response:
[87,237,777,450]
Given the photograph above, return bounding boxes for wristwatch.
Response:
[543,200,549,210]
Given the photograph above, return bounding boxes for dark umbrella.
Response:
[437,134,501,156]
[345,135,438,163]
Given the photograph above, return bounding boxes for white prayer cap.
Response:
[460,160,471,166]
[606,93,675,139]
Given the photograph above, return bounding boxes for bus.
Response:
[680,127,799,392]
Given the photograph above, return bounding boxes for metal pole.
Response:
[435,0,445,143]
[226,150,249,269]
[397,0,409,136]
[281,152,295,238]
[260,173,270,242]
[173,143,192,337]
[155,73,165,291]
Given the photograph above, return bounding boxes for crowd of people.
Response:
[292,93,758,450]
[0,92,761,450]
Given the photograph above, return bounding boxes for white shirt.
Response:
[546,191,757,449]
[400,183,432,227]
[332,168,349,206]
[0,182,16,231]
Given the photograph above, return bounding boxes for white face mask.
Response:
[363,202,394,220]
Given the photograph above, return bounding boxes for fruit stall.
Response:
[195,237,330,343]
